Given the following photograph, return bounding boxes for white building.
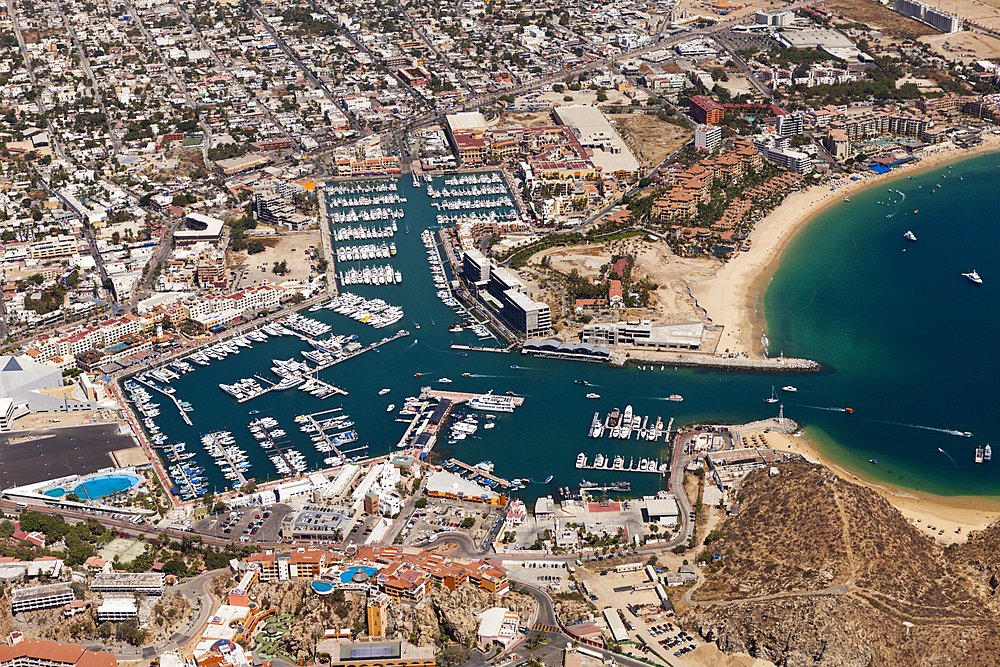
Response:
[96,597,138,622]
[11,583,74,613]
[694,124,722,152]
[476,607,520,649]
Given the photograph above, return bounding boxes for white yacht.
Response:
[904,230,916,241]
[963,270,983,284]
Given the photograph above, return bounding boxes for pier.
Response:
[450,344,511,353]
[235,330,408,404]
[445,458,512,489]
[132,377,192,426]
[421,388,525,407]
[319,193,339,296]
[299,407,365,462]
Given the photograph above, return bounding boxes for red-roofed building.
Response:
[0,639,117,667]
[609,280,623,306]
[689,96,725,125]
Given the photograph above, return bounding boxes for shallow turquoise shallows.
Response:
[137,163,999,505]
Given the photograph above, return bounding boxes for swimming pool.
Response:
[310,581,335,595]
[340,566,378,583]
[43,474,143,500]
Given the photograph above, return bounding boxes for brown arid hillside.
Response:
[685,460,1000,666]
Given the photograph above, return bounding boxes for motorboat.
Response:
[668,394,683,402]
[386,404,395,412]
[963,270,983,284]
[985,444,993,461]
[904,230,916,241]
[586,393,600,399]
[782,386,797,393]
[378,388,391,395]
[976,447,985,464]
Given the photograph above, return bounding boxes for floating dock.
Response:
[577,455,667,476]
[132,377,192,426]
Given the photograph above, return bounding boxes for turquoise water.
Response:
[763,153,1000,496]
[138,161,1000,504]
[44,474,142,499]
[340,566,378,583]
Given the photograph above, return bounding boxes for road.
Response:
[55,0,123,153]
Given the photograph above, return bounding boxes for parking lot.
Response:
[191,503,291,544]
[397,498,498,546]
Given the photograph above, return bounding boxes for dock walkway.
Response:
[446,458,511,489]
[132,377,192,426]
[421,389,525,407]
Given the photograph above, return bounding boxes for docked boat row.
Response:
[426,183,509,198]
[435,210,521,227]
[441,458,510,491]
[326,180,399,195]
[329,206,404,222]
[589,407,665,441]
[333,224,397,240]
[282,312,332,337]
[201,431,251,490]
[325,292,404,329]
[336,242,396,262]
[430,197,514,211]
[220,378,266,401]
[439,173,504,187]
[576,452,669,475]
[339,264,402,286]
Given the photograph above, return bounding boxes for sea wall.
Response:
[613,351,821,372]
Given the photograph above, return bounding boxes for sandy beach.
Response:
[691,134,1000,541]
[692,132,1000,360]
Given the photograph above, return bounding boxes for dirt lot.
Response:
[229,231,322,289]
[534,238,720,325]
[895,74,942,92]
[496,111,555,129]
[826,0,938,39]
[611,115,693,166]
[681,0,781,23]
[930,0,1000,30]
[919,31,1000,62]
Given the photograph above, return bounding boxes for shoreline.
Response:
[691,133,1000,360]
[767,428,1000,545]
[691,135,1000,536]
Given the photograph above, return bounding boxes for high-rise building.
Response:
[367,592,390,638]
[776,114,803,138]
[694,124,722,152]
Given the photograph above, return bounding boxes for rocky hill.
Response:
[253,578,535,663]
[686,460,1000,666]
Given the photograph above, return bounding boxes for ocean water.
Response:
[763,153,1000,496]
[140,160,999,504]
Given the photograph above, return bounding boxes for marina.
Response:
[444,458,513,490]
[575,453,669,476]
[587,407,669,441]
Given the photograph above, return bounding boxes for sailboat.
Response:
[764,386,779,403]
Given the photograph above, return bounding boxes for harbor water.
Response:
[138,158,1000,504]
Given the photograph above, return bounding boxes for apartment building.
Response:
[90,572,164,596]
[461,249,551,339]
[28,235,79,260]
[11,583,74,614]
[0,638,116,667]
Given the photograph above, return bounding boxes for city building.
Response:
[694,124,722,152]
[776,114,804,138]
[314,638,434,667]
[461,248,551,339]
[90,572,164,596]
[0,638,116,667]
[27,236,79,260]
[367,593,390,638]
[689,96,725,125]
[96,598,138,622]
[475,608,520,649]
[11,583,75,614]
[581,321,705,350]
[252,186,312,231]
[755,10,794,26]
[893,0,963,32]
[174,213,225,245]
[552,105,641,178]
[0,356,106,417]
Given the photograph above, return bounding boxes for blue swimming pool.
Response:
[43,474,142,500]
[310,581,334,595]
[340,566,378,583]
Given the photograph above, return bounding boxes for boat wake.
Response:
[797,405,849,412]
[938,447,962,471]
[873,420,968,436]
[467,374,508,378]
